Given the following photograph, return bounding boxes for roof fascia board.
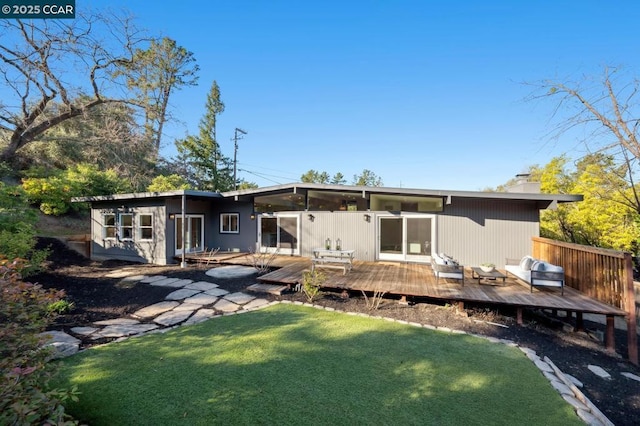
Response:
[221,182,582,204]
[72,189,224,203]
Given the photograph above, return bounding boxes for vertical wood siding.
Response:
[437,199,540,267]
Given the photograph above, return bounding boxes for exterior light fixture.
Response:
[308,214,315,222]
[364,214,371,222]
[250,212,256,220]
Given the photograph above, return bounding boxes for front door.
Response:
[258,214,300,255]
[378,215,433,262]
[175,215,204,255]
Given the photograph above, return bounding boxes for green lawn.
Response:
[55,304,581,425]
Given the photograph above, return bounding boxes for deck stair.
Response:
[246,283,289,296]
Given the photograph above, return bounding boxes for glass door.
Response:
[175,215,204,255]
[258,214,300,255]
[378,215,433,262]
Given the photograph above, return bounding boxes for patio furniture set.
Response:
[432,253,565,294]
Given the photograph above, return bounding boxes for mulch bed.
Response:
[31,237,640,425]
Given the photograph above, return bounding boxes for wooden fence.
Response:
[533,237,638,364]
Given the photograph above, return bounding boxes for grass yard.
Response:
[54,304,582,425]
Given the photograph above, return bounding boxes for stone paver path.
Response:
[43,265,270,359]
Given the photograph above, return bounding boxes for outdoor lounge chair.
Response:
[431,253,464,285]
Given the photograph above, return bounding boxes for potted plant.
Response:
[480,262,495,273]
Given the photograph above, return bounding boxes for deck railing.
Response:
[532,237,638,364]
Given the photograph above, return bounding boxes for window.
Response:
[138,214,153,240]
[103,214,116,239]
[119,213,133,240]
[220,213,239,233]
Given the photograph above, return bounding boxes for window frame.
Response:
[119,213,134,241]
[138,213,153,241]
[103,214,116,239]
[220,212,240,234]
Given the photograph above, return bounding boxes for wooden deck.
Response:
[223,255,626,317]
[219,254,631,355]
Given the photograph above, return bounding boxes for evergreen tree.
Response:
[174,81,234,191]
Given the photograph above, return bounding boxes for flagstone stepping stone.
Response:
[184,309,217,325]
[154,309,194,326]
[105,269,139,278]
[39,330,81,358]
[205,265,256,279]
[140,275,167,283]
[214,298,241,313]
[173,303,203,312]
[94,318,140,326]
[121,274,148,282]
[133,301,179,318]
[204,287,229,297]
[185,281,220,291]
[149,277,186,287]
[622,372,640,382]
[165,288,201,300]
[224,292,255,305]
[70,326,98,336]
[242,298,269,310]
[184,293,219,305]
[587,365,611,380]
[93,323,159,339]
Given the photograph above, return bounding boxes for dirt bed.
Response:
[31,237,640,425]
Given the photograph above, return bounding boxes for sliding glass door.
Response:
[258,214,300,255]
[378,215,433,262]
[175,215,204,255]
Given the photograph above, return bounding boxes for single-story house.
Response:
[73,179,582,268]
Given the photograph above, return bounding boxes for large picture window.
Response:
[138,214,153,240]
[220,213,239,233]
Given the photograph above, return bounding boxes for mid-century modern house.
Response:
[74,179,582,268]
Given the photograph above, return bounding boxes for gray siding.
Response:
[300,211,377,261]
[437,199,539,268]
[90,202,168,264]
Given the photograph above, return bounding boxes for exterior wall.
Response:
[90,201,168,264]
[297,199,539,266]
[300,211,376,260]
[210,200,256,252]
[436,198,539,268]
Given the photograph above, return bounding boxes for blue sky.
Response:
[89,0,640,190]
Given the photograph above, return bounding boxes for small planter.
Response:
[480,264,495,273]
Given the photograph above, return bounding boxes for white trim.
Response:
[138,213,153,241]
[175,214,205,255]
[377,213,435,263]
[220,213,240,234]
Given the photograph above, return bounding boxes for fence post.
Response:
[624,253,638,365]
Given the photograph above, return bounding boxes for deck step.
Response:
[246,283,288,296]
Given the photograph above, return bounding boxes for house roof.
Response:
[72,189,224,203]
[73,182,582,208]
[223,182,583,204]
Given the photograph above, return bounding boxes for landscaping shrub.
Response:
[0,183,49,276]
[22,163,130,215]
[0,258,79,425]
[301,269,325,302]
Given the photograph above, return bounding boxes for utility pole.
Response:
[233,128,247,190]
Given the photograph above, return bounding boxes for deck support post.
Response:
[605,315,616,354]
[516,307,523,325]
[457,301,464,312]
[575,312,584,332]
[398,295,408,305]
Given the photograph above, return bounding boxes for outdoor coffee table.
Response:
[471,267,507,285]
